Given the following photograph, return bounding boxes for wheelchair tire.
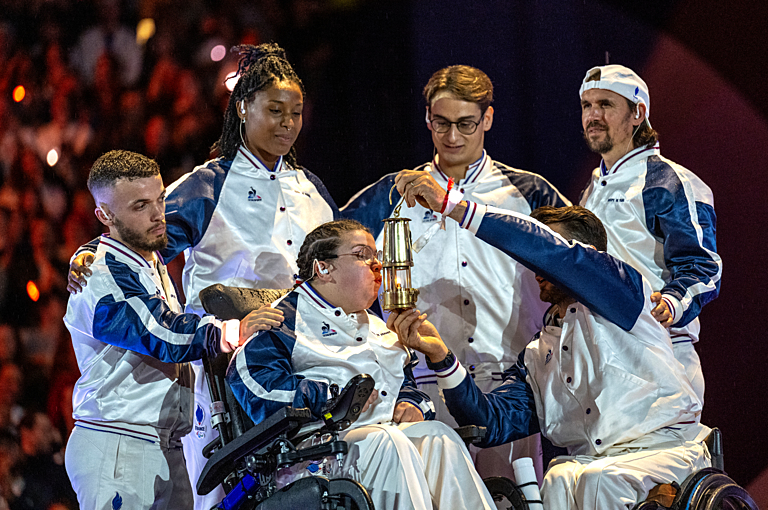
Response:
[674,468,758,510]
[326,478,375,510]
[483,476,530,510]
[704,482,759,510]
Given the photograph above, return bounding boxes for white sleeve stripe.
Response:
[126,296,221,345]
[99,260,221,346]
[236,350,296,403]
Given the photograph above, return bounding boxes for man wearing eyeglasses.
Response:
[342,65,569,480]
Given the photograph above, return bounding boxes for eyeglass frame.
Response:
[326,246,382,266]
[427,109,487,135]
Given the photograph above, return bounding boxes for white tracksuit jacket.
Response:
[342,151,570,388]
[64,235,237,446]
[579,143,721,341]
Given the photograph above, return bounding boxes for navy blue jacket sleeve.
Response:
[396,349,436,420]
[496,163,571,209]
[92,254,225,362]
[642,158,721,326]
[442,352,539,447]
[73,237,101,257]
[226,330,330,425]
[161,159,230,263]
[340,173,398,239]
[226,295,329,425]
[474,208,646,330]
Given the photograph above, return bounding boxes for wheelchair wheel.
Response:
[483,476,530,510]
[326,478,375,510]
[673,468,758,510]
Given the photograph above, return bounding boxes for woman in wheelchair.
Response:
[226,219,496,510]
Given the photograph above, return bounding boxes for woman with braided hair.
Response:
[67,43,338,509]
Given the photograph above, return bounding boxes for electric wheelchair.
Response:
[197,285,493,509]
[197,285,376,509]
[196,284,758,510]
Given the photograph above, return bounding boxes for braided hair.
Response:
[212,43,306,166]
[296,219,371,282]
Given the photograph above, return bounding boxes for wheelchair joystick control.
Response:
[321,374,375,432]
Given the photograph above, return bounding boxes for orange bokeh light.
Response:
[13,85,25,102]
[26,280,40,302]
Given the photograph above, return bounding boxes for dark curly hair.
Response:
[296,219,371,281]
[212,43,306,166]
[529,205,608,251]
[87,150,160,197]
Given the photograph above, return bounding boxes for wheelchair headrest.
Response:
[199,284,290,321]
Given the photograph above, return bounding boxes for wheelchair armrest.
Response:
[455,425,487,446]
[197,407,314,495]
[199,284,289,320]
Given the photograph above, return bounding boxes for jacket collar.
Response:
[99,234,155,269]
[235,146,286,175]
[430,150,490,186]
[600,142,660,177]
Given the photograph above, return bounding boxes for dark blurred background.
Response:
[1,0,766,507]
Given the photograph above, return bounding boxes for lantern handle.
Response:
[388,184,406,218]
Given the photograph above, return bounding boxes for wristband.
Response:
[443,188,464,217]
[426,349,455,371]
[439,178,455,214]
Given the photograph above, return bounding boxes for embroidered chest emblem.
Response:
[545,348,553,365]
[321,322,337,337]
[194,403,207,439]
[248,187,262,202]
[422,210,438,223]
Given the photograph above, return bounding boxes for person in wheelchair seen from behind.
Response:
[386,188,712,509]
[227,219,496,510]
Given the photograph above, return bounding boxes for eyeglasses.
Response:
[327,246,382,266]
[428,116,483,135]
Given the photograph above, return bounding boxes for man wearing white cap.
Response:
[578,65,721,404]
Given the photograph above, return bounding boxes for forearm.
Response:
[438,356,539,447]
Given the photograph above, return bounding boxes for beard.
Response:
[583,121,614,154]
[539,282,572,306]
[113,216,168,254]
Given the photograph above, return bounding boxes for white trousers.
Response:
[281,420,495,510]
[541,427,711,510]
[66,425,193,510]
[672,341,705,405]
[421,377,544,483]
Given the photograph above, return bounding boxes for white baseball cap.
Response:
[579,65,651,123]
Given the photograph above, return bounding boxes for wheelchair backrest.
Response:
[199,284,290,443]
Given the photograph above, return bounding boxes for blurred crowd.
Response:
[0,0,345,508]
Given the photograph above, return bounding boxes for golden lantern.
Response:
[381,197,420,310]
